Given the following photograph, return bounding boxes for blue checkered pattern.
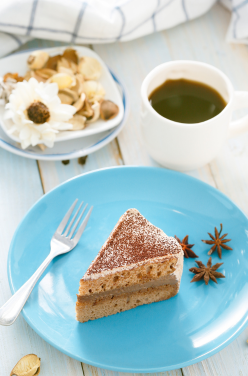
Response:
[0,0,246,57]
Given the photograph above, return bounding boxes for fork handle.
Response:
[0,254,53,326]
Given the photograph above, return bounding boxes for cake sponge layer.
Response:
[76,284,179,323]
[78,254,180,297]
[76,253,183,322]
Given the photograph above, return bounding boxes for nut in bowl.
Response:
[0,46,124,150]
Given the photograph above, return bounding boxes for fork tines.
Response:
[56,199,93,241]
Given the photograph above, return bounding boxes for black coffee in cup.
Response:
[149,79,227,124]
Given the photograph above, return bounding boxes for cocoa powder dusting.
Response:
[86,209,181,276]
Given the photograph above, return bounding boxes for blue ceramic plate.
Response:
[8,167,248,372]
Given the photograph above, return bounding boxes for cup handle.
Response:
[229,91,248,138]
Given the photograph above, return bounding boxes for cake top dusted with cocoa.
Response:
[83,209,182,278]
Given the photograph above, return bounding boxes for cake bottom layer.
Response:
[76,284,179,322]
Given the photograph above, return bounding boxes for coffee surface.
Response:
[149,78,227,123]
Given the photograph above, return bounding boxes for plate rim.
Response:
[7,166,248,372]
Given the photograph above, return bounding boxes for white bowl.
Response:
[0,45,124,144]
[0,68,129,161]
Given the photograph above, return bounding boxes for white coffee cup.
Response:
[140,60,248,171]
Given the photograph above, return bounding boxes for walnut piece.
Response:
[100,100,119,120]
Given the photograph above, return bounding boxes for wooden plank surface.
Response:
[39,140,123,192]
[1,2,248,375]
[83,364,183,376]
[0,40,85,376]
[0,147,84,375]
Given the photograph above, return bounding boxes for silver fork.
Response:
[0,199,93,326]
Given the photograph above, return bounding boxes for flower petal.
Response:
[3,77,77,149]
[19,126,31,140]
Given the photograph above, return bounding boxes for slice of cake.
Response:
[76,209,184,322]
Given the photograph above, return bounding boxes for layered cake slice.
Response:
[76,209,184,322]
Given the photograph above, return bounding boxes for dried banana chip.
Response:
[62,48,79,65]
[57,66,75,76]
[57,57,78,75]
[27,51,49,70]
[100,100,119,120]
[86,101,100,123]
[71,74,84,95]
[45,54,62,70]
[58,92,73,105]
[78,57,102,80]
[34,68,57,80]
[75,73,84,86]
[10,354,40,376]
[49,73,75,90]
[58,88,79,105]
[82,80,105,103]
[24,71,33,82]
[78,98,94,119]
[68,114,86,130]
[73,93,86,112]
[24,70,46,83]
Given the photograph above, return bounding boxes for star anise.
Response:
[175,235,198,258]
[202,224,232,259]
[189,257,225,285]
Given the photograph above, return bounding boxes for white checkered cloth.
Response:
[0,0,246,57]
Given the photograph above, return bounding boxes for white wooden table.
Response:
[1,3,248,375]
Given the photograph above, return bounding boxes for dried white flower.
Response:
[0,77,16,105]
[5,78,76,149]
